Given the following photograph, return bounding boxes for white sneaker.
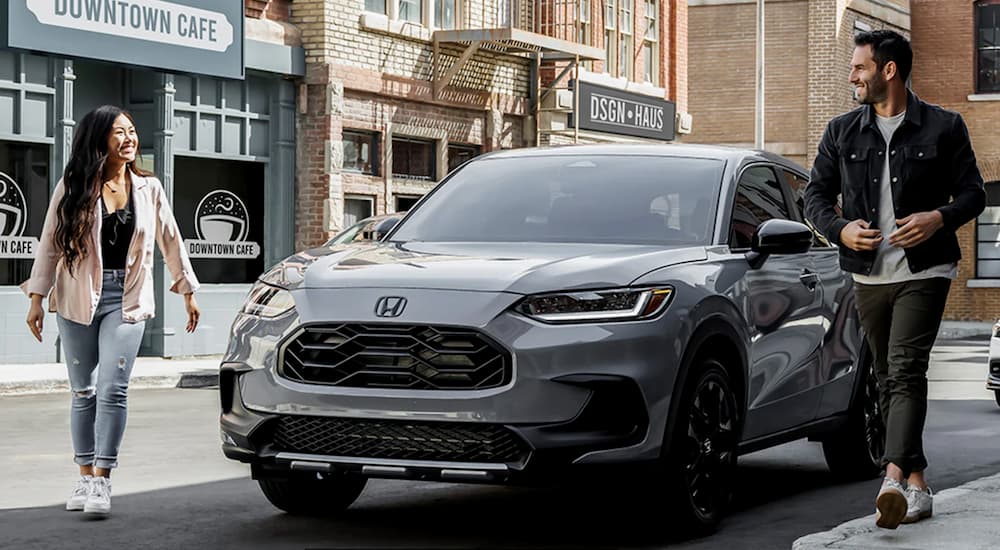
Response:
[902,485,933,524]
[875,477,907,529]
[65,475,92,511]
[84,476,111,515]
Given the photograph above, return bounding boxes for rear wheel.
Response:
[659,358,739,536]
[258,472,367,516]
[822,356,884,480]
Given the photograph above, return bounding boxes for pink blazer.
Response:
[21,175,200,325]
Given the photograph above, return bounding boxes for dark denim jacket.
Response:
[804,90,985,275]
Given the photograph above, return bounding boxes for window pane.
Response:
[0,142,50,285]
[643,42,653,83]
[343,131,377,175]
[435,0,455,28]
[344,198,374,228]
[979,49,1000,93]
[399,0,421,23]
[390,155,725,245]
[174,157,266,284]
[605,30,614,73]
[731,166,789,249]
[392,137,436,180]
[447,143,480,174]
[365,0,387,14]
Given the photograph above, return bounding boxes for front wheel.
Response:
[659,358,739,536]
[994,390,1000,408]
[822,358,884,480]
[258,472,367,516]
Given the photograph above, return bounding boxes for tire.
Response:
[659,358,740,537]
[994,390,1000,408]
[258,472,367,516]
[822,355,884,480]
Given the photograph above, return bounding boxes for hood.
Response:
[291,241,706,294]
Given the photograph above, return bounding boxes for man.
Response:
[804,30,985,530]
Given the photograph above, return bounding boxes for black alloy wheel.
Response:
[662,359,738,535]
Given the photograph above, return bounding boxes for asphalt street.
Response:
[1,344,998,550]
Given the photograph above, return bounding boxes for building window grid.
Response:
[604,0,616,75]
[976,183,1000,278]
[174,77,270,161]
[977,1,1000,93]
[619,0,633,79]
[0,51,56,142]
[643,0,658,84]
[578,0,592,45]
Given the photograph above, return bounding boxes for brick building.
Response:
[687,0,1000,322]
[911,0,1000,321]
[686,0,910,169]
[292,1,690,250]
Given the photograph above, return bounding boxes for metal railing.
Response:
[456,0,586,45]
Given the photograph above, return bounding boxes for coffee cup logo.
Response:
[0,172,39,259]
[186,190,260,259]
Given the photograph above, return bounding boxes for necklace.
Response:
[103,181,123,193]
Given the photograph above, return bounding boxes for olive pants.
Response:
[853,277,951,478]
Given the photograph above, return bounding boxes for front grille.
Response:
[279,324,511,390]
[271,415,530,463]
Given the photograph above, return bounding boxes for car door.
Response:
[782,167,865,419]
[730,165,826,440]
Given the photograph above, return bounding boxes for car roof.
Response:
[473,143,805,173]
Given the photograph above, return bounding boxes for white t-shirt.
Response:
[852,111,956,285]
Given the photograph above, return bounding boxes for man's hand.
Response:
[889,211,944,249]
[839,219,883,251]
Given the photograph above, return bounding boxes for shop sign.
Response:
[185,190,260,259]
[570,80,676,141]
[0,172,38,259]
[6,0,244,79]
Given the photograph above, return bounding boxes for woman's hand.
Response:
[26,295,45,342]
[184,293,200,333]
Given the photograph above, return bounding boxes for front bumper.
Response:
[988,337,1000,392]
[219,288,688,482]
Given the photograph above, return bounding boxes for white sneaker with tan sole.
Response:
[875,477,907,529]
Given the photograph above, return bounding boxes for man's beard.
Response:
[856,74,889,104]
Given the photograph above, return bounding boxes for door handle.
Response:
[799,269,820,291]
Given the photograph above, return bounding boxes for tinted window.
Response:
[390,155,724,245]
[730,166,789,249]
[783,168,834,248]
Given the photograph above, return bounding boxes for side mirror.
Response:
[373,218,401,241]
[747,219,813,269]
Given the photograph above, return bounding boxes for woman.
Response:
[22,105,201,516]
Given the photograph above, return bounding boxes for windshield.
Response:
[389,154,724,245]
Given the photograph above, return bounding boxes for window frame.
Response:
[446,142,481,174]
[976,181,1000,278]
[643,0,658,84]
[391,135,438,181]
[976,0,1000,94]
[342,129,380,176]
[727,163,793,251]
[344,194,376,229]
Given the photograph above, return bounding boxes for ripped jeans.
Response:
[57,269,146,470]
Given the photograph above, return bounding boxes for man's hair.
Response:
[854,29,913,84]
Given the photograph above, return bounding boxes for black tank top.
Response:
[101,190,135,270]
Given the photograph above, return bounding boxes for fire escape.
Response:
[432,0,604,144]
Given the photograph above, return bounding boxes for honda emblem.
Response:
[374,296,407,318]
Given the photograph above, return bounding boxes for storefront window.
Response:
[977,182,1000,277]
[174,157,265,284]
[343,130,379,175]
[392,137,436,181]
[0,142,49,286]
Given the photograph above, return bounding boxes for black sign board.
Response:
[570,80,676,141]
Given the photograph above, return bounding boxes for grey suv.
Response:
[219,144,883,535]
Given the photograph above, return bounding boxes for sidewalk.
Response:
[793,472,1000,549]
[0,355,221,395]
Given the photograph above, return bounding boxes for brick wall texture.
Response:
[912,0,1000,321]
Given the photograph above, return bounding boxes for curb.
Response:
[176,369,220,388]
[0,375,184,397]
[792,472,1000,550]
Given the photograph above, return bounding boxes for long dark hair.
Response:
[54,105,152,274]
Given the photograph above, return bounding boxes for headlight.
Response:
[242,282,296,318]
[516,287,674,323]
[993,320,1000,338]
